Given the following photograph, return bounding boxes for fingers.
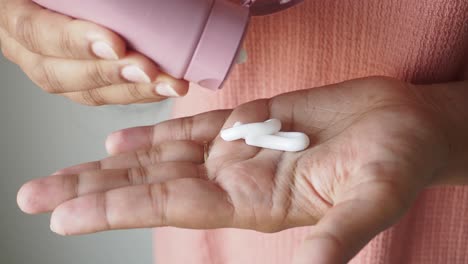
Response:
[293,168,413,264]
[49,179,234,235]
[18,162,203,214]
[0,3,190,105]
[105,110,231,155]
[11,49,160,93]
[61,80,185,106]
[18,140,204,214]
[1,1,126,59]
[55,141,204,175]
[0,29,188,104]
[50,51,163,93]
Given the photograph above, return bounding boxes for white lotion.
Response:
[220,119,310,152]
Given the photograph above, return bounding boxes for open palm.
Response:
[18,77,449,263]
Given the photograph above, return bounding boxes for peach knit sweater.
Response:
[155,1,468,263]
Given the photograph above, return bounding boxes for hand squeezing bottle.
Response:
[32,0,302,90]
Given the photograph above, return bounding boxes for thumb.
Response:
[293,167,417,264]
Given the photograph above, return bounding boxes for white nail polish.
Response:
[50,218,62,235]
[121,65,151,83]
[91,41,119,60]
[155,83,180,97]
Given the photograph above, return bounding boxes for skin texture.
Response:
[0,0,189,105]
[17,77,468,263]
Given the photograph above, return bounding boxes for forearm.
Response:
[416,80,468,185]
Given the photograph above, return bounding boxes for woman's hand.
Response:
[0,0,188,105]
[17,77,461,263]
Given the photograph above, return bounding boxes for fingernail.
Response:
[105,132,120,155]
[155,83,180,97]
[121,65,151,83]
[91,41,119,60]
[50,222,58,234]
[50,216,62,235]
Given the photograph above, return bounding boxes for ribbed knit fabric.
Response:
[154,1,468,263]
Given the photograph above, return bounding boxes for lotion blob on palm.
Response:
[220,119,310,152]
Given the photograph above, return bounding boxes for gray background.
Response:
[0,54,172,263]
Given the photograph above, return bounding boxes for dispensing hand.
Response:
[0,0,188,105]
[17,77,468,263]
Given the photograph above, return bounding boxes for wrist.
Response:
[413,81,468,185]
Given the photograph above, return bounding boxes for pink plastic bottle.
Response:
[32,0,302,90]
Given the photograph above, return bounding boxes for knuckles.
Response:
[13,11,41,53]
[58,28,77,58]
[79,89,107,106]
[30,61,65,94]
[86,61,115,87]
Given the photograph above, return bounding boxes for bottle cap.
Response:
[184,1,250,90]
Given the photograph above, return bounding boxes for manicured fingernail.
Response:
[121,65,151,83]
[155,83,180,97]
[105,131,121,155]
[50,216,62,235]
[91,41,119,60]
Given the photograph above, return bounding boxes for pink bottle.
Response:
[32,0,302,90]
